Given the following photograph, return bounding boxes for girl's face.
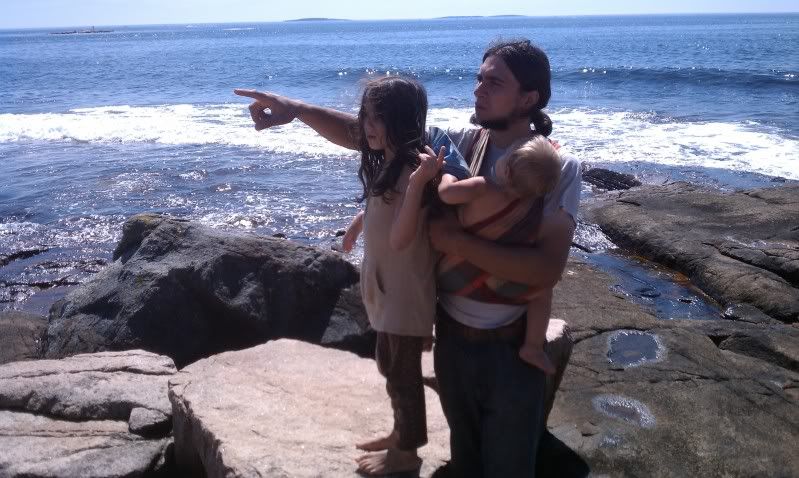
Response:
[363,101,388,152]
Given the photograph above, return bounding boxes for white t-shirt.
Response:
[434,126,582,329]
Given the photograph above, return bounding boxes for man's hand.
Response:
[428,209,464,254]
[233,89,300,131]
[411,145,445,186]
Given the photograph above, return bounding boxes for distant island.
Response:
[285,18,350,22]
[50,26,112,35]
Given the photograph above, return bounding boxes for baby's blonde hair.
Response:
[505,135,561,198]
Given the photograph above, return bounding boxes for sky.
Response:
[2,0,797,29]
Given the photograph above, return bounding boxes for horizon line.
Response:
[2,11,797,31]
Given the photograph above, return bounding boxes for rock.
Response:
[680,319,799,374]
[169,339,450,477]
[723,303,783,325]
[584,183,799,324]
[0,247,49,267]
[582,167,642,191]
[0,310,46,364]
[0,410,173,478]
[44,213,363,367]
[0,350,176,477]
[546,258,799,476]
[0,350,174,432]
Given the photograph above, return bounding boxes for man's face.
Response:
[473,55,538,130]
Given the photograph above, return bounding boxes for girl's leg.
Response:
[356,332,398,451]
[356,333,426,475]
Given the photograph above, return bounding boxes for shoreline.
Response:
[2,173,796,322]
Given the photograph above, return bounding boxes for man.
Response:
[235,39,580,477]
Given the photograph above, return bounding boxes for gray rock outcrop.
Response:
[584,183,799,323]
[0,350,176,477]
[43,213,368,367]
[544,259,799,477]
[0,310,46,364]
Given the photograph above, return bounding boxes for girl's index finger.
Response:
[424,145,436,156]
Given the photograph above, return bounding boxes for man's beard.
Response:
[470,107,527,131]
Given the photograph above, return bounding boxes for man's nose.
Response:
[474,81,485,98]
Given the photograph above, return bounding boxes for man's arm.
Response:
[429,208,575,289]
[233,89,359,150]
[438,174,492,205]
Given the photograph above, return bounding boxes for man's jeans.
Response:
[434,322,546,478]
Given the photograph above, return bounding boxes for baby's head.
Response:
[495,135,561,198]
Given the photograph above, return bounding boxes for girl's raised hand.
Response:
[412,145,445,185]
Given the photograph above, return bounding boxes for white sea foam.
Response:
[1,104,797,179]
[553,109,799,180]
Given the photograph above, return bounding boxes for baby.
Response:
[437,134,562,374]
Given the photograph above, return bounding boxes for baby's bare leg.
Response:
[519,289,556,375]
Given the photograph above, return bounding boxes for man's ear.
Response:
[521,90,539,110]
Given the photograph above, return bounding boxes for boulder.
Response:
[169,339,449,477]
[546,258,799,477]
[584,183,799,323]
[43,213,366,367]
[0,411,172,478]
[582,167,642,191]
[0,310,46,364]
[0,350,176,477]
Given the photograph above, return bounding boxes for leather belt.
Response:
[436,305,525,344]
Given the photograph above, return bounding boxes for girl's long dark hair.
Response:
[357,76,428,204]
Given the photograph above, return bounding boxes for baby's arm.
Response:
[341,211,364,253]
[438,173,492,205]
[389,147,445,251]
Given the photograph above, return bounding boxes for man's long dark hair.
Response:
[482,39,553,136]
[357,76,428,204]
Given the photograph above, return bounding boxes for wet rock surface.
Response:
[548,259,799,477]
[0,310,46,364]
[43,213,366,367]
[582,167,642,191]
[584,183,799,324]
[0,350,176,477]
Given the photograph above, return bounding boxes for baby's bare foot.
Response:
[355,430,398,452]
[356,447,422,476]
[519,345,556,375]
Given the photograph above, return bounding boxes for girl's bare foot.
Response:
[355,430,398,452]
[519,344,556,375]
[356,447,422,476]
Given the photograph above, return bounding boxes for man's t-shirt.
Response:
[431,126,582,329]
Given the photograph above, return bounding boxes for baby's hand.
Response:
[411,145,445,185]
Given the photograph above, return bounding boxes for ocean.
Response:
[1,14,797,312]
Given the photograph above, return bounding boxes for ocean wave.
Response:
[554,108,799,180]
[557,66,799,89]
[1,104,797,179]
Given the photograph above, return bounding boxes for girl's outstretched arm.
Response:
[389,147,445,251]
[342,211,364,253]
[438,174,492,205]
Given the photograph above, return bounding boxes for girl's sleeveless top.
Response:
[360,167,436,337]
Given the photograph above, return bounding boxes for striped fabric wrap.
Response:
[436,129,545,304]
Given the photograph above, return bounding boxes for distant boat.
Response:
[50,26,113,35]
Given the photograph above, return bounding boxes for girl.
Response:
[341,76,443,476]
